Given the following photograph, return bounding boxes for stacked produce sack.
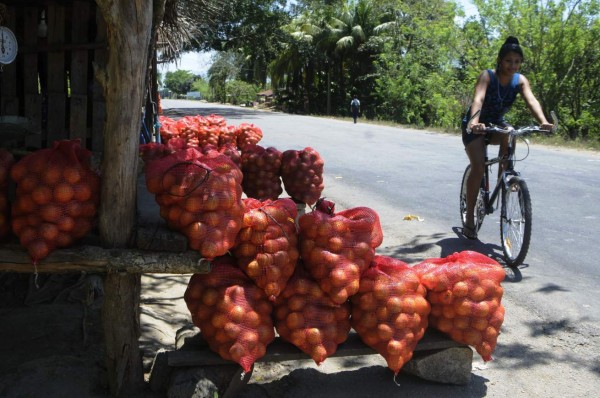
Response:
[9,140,101,263]
[0,149,15,240]
[184,255,275,373]
[298,199,383,305]
[235,123,263,150]
[233,198,299,301]
[140,142,171,163]
[218,125,238,147]
[351,256,430,375]
[240,145,283,200]
[274,265,351,365]
[280,147,324,205]
[414,251,505,361]
[144,147,244,259]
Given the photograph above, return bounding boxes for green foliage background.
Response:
[175,0,600,142]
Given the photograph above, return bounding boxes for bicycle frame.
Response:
[481,134,520,215]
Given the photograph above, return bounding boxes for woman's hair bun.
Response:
[505,36,520,45]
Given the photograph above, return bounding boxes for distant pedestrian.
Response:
[350,95,361,123]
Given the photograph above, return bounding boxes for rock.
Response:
[402,347,473,385]
[167,365,243,398]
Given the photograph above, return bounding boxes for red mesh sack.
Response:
[0,149,15,240]
[145,147,244,259]
[10,140,101,263]
[184,255,275,373]
[274,265,351,365]
[197,124,221,148]
[413,250,506,361]
[298,202,383,305]
[158,116,178,143]
[235,123,263,150]
[233,198,299,301]
[140,142,171,163]
[219,125,238,147]
[176,117,201,148]
[206,114,227,127]
[351,256,430,375]
[240,145,283,200]
[218,143,241,169]
[280,147,324,205]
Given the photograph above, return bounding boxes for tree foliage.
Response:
[164,70,196,95]
[170,0,600,142]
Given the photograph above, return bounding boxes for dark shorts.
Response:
[461,120,513,147]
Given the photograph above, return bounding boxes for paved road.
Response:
[161,100,600,397]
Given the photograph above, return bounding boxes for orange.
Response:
[73,184,92,202]
[27,239,51,261]
[53,183,75,203]
[40,222,59,241]
[9,161,27,182]
[31,185,52,205]
[57,216,75,232]
[63,167,82,184]
[42,166,62,186]
[40,204,62,223]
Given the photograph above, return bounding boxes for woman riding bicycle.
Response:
[461,36,554,240]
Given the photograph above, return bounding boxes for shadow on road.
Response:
[162,106,284,121]
[238,364,489,398]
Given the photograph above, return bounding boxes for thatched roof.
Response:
[157,0,219,63]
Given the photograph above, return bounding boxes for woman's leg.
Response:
[464,137,486,231]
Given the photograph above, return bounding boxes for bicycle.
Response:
[459,111,557,267]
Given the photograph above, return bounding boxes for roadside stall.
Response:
[0,2,491,397]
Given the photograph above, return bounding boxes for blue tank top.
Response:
[463,69,521,126]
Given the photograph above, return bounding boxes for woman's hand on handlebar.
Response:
[540,122,554,132]
[469,122,486,134]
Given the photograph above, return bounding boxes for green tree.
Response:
[208,51,245,102]
[226,80,260,105]
[191,77,211,100]
[373,0,462,126]
[164,70,196,96]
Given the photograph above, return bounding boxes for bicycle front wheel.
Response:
[500,176,532,267]
[460,165,485,233]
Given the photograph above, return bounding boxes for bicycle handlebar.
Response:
[466,111,558,135]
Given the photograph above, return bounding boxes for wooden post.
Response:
[94,1,157,396]
[46,4,66,145]
[69,1,90,145]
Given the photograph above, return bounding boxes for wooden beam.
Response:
[168,329,466,367]
[0,244,210,274]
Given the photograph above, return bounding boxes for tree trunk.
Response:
[93,1,158,396]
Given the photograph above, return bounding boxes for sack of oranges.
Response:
[240,145,283,201]
[10,140,100,263]
[184,255,275,373]
[413,250,506,361]
[145,147,244,260]
[274,264,351,365]
[280,147,324,206]
[233,198,299,301]
[298,200,383,305]
[351,255,430,375]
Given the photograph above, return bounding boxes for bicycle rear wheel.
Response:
[500,176,532,267]
[460,165,485,233]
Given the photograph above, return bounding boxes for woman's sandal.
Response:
[462,224,478,240]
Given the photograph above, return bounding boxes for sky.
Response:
[159,0,479,78]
